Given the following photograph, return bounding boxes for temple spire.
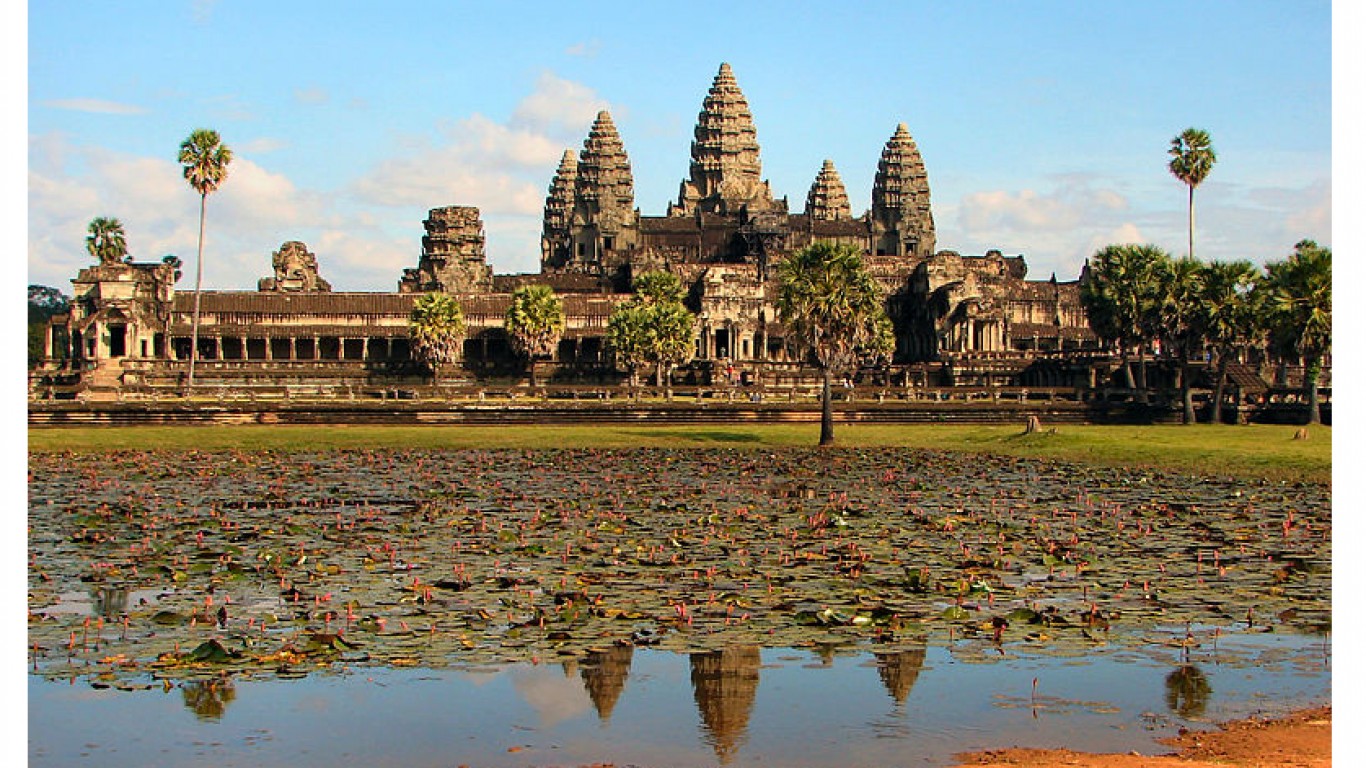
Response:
[540,149,578,269]
[805,159,851,221]
[671,62,773,216]
[575,110,635,224]
[871,122,935,259]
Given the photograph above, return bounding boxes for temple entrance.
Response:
[108,325,127,358]
[714,329,730,359]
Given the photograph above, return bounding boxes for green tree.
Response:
[504,284,565,387]
[28,285,70,368]
[85,217,129,265]
[605,271,695,393]
[606,302,651,388]
[178,129,233,391]
[775,242,893,446]
[1154,256,1205,424]
[1261,240,1331,424]
[1197,260,1258,423]
[408,292,467,376]
[1080,244,1170,401]
[1168,128,1216,260]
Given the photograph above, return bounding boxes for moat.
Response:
[28,447,1330,765]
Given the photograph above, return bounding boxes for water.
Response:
[29,633,1329,767]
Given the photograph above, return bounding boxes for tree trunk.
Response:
[1135,345,1149,404]
[1119,349,1136,390]
[1188,184,1196,260]
[819,368,835,446]
[655,361,664,389]
[1305,356,1321,425]
[187,193,207,392]
[1209,351,1229,424]
[1180,353,1195,424]
[529,358,538,388]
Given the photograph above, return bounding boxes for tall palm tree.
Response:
[85,217,129,265]
[178,129,233,392]
[1155,256,1204,424]
[408,292,467,379]
[1197,260,1258,423]
[1168,128,1216,260]
[1262,240,1331,425]
[1080,244,1170,402]
[776,242,893,446]
[504,284,565,387]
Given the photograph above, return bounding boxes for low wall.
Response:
[29,398,1178,427]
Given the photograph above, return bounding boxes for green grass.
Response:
[27,422,1331,484]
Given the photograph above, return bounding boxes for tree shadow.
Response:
[618,429,762,444]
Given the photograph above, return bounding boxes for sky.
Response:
[24,1,1334,295]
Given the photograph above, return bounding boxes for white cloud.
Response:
[42,99,147,115]
[237,137,288,154]
[511,72,612,135]
[565,39,601,58]
[294,87,329,106]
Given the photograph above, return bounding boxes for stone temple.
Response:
[36,63,1100,395]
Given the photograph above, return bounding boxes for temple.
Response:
[34,63,1101,396]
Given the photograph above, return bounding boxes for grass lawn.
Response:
[27,422,1331,484]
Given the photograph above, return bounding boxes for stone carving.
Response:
[575,111,635,229]
[258,241,332,292]
[872,123,936,259]
[541,149,578,269]
[805,159,852,221]
[399,206,494,294]
[671,63,774,217]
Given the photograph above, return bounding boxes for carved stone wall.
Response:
[399,206,494,294]
[258,241,331,292]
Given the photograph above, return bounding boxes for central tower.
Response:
[669,63,775,217]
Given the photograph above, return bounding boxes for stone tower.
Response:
[670,62,775,217]
[399,206,494,294]
[541,149,578,270]
[566,110,638,276]
[871,123,935,259]
[804,159,852,221]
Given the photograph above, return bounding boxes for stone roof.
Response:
[805,159,852,221]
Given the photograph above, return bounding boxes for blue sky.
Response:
[25,1,1333,293]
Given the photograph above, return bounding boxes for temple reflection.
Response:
[875,645,927,705]
[691,645,761,765]
[579,645,634,723]
[181,677,236,721]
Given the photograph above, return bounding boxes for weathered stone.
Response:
[872,123,935,259]
[805,159,852,221]
[399,206,494,294]
[258,241,331,292]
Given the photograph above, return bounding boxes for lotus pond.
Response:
[28,447,1330,765]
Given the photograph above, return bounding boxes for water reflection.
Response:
[579,645,633,722]
[90,586,129,618]
[875,645,927,705]
[181,677,236,721]
[1165,665,1212,719]
[690,645,761,765]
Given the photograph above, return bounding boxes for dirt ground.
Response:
[951,706,1331,767]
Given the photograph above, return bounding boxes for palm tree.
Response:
[775,242,893,446]
[1155,256,1204,424]
[178,129,233,391]
[85,217,129,265]
[1168,128,1216,260]
[1080,244,1170,402]
[408,292,467,378]
[1197,260,1258,423]
[504,284,565,387]
[1262,240,1331,424]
